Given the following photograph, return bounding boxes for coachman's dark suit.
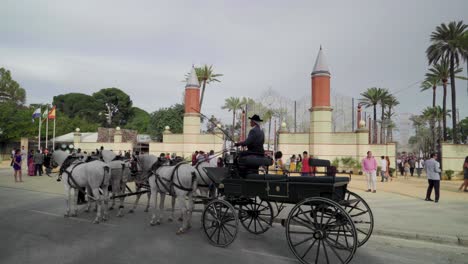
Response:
[237,125,264,155]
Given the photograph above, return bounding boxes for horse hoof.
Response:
[129,209,134,214]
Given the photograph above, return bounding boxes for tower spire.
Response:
[312,46,330,77]
[186,66,200,87]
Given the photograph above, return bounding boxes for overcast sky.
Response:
[1,0,467,125]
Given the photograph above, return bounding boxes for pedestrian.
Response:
[425,153,441,202]
[13,149,23,182]
[273,151,289,175]
[399,158,404,176]
[217,157,223,167]
[208,150,217,167]
[33,149,44,176]
[380,156,388,182]
[125,150,131,159]
[409,157,416,177]
[301,151,311,176]
[10,149,15,167]
[404,160,410,180]
[192,151,199,166]
[416,158,424,177]
[289,155,296,173]
[458,156,468,192]
[43,150,52,176]
[296,154,302,172]
[28,150,35,176]
[361,151,377,193]
[385,156,392,181]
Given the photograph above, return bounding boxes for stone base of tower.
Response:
[183,114,201,134]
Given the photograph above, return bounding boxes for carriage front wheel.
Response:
[340,191,374,247]
[285,197,358,264]
[202,199,239,247]
[238,198,273,234]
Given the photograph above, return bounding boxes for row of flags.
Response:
[32,106,57,150]
[32,106,56,121]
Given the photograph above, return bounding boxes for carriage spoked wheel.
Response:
[339,191,374,247]
[285,197,357,264]
[238,197,273,234]
[202,199,239,247]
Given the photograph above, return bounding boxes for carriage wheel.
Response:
[202,199,239,247]
[238,198,273,234]
[340,191,374,247]
[285,197,357,264]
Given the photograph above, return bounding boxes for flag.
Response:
[32,108,41,122]
[48,106,56,119]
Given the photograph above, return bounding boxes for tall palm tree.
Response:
[426,20,468,143]
[221,97,242,140]
[426,60,463,141]
[378,89,390,143]
[423,106,451,152]
[359,87,386,144]
[420,76,440,108]
[185,65,223,113]
[385,95,399,143]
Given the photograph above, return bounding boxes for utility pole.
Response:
[294,100,297,133]
[352,98,355,132]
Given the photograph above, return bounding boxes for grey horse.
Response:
[52,150,111,224]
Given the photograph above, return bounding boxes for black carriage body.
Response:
[222,175,348,204]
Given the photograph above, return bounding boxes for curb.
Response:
[271,218,468,247]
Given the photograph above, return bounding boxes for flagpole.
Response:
[45,106,49,150]
[53,117,56,150]
[38,114,42,151]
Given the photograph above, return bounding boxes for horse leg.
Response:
[64,181,71,217]
[85,186,92,213]
[71,188,79,217]
[117,182,125,217]
[102,185,110,221]
[129,184,141,213]
[91,188,102,224]
[176,194,188,234]
[158,192,166,223]
[168,195,176,222]
[109,180,116,211]
[144,189,151,213]
[187,193,194,230]
[149,177,159,226]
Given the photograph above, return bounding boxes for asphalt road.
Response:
[0,186,466,264]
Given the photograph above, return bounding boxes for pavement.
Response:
[1,160,468,248]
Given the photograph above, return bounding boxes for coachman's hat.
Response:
[248,114,263,122]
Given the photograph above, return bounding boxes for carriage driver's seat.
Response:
[238,155,274,176]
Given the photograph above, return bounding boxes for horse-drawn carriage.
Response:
[201,149,374,264]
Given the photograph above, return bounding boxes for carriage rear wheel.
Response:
[285,197,357,264]
[202,199,239,247]
[238,198,273,234]
[340,191,374,247]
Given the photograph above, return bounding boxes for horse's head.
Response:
[51,150,68,168]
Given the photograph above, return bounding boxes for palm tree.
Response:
[221,97,242,140]
[378,89,390,143]
[185,65,223,113]
[426,20,468,143]
[425,60,463,141]
[359,87,386,144]
[385,95,399,143]
[423,106,451,152]
[420,76,440,108]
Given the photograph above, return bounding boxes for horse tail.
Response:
[103,165,111,187]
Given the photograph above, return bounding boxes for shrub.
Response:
[331,158,340,168]
[444,170,454,180]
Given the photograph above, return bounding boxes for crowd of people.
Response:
[10,146,53,182]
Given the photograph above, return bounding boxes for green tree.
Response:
[426,21,468,143]
[221,97,243,140]
[385,95,399,142]
[92,88,133,127]
[125,107,150,134]
[378,89,390,143]
[420,76,440,109]
[53,93,101,122]
[185,65,223,113]
[425,60,463,141]
[148,104,184,141]
[359,87,386,144]
[0,68,26,105]
[0,103,37,142]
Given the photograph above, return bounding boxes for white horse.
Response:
[52,150,111,224]
[144,156,198,234]
[193,160,218,198]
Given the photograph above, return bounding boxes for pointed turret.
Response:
[311,46,330,77]
[186,66,200,87]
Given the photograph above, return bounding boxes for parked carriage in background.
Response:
[202,148,374,264]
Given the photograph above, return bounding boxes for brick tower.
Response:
[183,66,201,134]
[310,46,332,153]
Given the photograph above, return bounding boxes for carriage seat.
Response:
[244,174,288,181]
[238,155,274,168]
[288,176,349,184]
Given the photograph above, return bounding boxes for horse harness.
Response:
[194,161,216,188]
[153,161,196,196]
[61,160,107,195]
